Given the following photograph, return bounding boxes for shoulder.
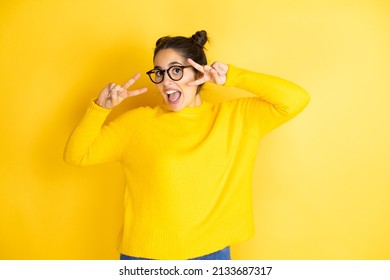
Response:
[218,97,257,111]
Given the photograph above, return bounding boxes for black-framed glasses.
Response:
[146,65,193,84]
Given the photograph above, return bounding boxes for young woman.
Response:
[64,30,310,260]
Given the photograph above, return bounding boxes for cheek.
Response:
[156,84,166,96]
[182,69,197,82]
[181,71,198,87]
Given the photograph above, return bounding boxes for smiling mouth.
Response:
[166,90,181,104]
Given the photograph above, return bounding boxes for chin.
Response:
[164,98,185,112]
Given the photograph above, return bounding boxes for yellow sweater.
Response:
[64,65,310,259]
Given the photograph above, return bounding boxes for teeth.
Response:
[166,90,177,95]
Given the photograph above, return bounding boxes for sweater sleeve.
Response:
[64,101,138,166]
[224,65,310,137]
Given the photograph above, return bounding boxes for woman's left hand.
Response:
[186,58,228,86]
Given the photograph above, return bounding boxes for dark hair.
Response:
[153,30,208,92]
[153,30,208,64]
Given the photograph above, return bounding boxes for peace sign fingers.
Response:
[96,73,148,109]
[186,58,210,86]
[120,73,148,98]
[186,58,228,87]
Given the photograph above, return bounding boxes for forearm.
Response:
[225,65,310,116]
[63,101,111,166]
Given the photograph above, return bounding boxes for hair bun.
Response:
[191,30,208,48]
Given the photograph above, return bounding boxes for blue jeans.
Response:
[120,247,231,260]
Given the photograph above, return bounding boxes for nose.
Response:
[163,71,174,85]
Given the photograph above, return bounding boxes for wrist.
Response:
[93,99,111,110]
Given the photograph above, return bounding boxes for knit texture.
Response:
[64,65,310,259]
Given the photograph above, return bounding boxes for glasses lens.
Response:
[152,70,164,83]
[146,70,163,84]
[168,66,184,81]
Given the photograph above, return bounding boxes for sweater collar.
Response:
[161,101,212,115]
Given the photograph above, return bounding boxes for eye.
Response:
[155,70,164,77]
[171,66,183,76]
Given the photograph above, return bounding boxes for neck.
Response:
[193,94,202,107]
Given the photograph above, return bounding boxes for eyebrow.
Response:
[154,61,184,69]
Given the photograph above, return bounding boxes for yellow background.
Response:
[1,0,389,259]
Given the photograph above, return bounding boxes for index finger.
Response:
[187,77,207,87]
[122,73,141,89]
[187,58,204,73]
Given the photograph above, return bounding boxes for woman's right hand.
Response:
[95,73,148,109]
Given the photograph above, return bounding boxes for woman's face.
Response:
[153,48,201,112]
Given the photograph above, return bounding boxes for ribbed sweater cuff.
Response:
[78,100,112,127]
[224,64,242,88]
